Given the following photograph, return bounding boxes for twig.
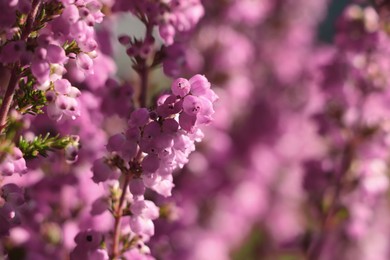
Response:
[111,174,132,259]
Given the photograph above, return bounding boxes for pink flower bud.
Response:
[46,44,67,64]
[54,79,71,95]
[62,4,79,24]
[76,52,93,71]
[172,78,190,97]
[106,134,125,152]
[142,154,160,173]
[31,60,50,84]
[159,24,175,45]
[129,108,149,127]
[183,95,202,116]
[179,112,196,132]
[189,74,210,96]
[91,158,111,183]
[130,179,146,196]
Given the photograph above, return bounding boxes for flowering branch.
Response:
[0,0,41,132]
[307,136,356,259]
[110,19,154,259]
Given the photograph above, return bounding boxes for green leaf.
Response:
[18,134,76,159]
[14,74,47,115]
[63,40,81,55]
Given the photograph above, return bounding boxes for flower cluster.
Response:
[0,0,103,122]
[113,0,204,45]
[45,79,81,121]
[310,5,390,246]
[85,74,217,257]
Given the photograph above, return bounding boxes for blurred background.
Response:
[134,1,390,259]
